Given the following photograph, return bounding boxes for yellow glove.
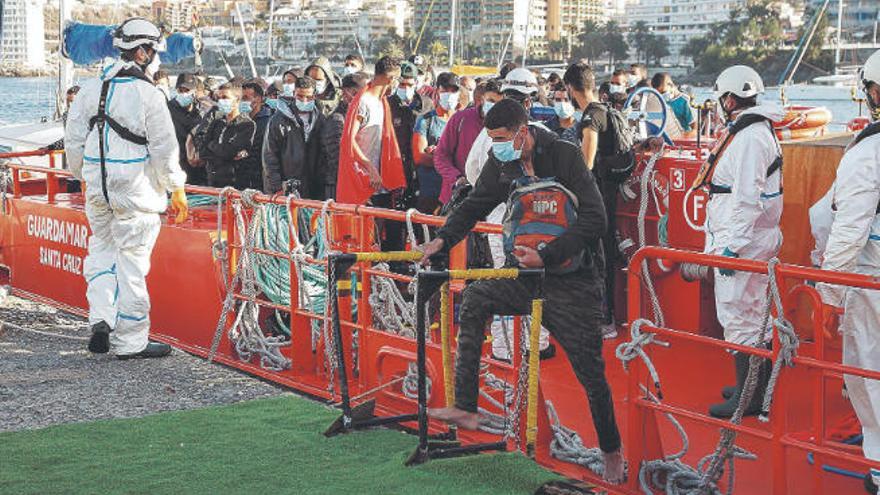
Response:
[170,188,188,224]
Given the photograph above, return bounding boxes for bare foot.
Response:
[427,406,480,430]
[603,449,626,484]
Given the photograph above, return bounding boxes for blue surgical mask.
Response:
[265,98,280,110]
[396,86,415,102]
[283,83,295,97]
[554,101,575,119]
[438,91,459,111]
[482,101,495,116]
[573,110,584,122]
[175,92,194,107]
[295,98,315,113]
[609,84,626,95]
[491,129,523,163]
[217,98,234,115]
[343,65,358,76]
[239,101,253,114]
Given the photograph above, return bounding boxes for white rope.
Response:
[545,400,606,476]
[759,257,799,421]
[614,318,669,399]
[636,147,667,327]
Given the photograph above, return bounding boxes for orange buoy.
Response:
[774,106,832,141]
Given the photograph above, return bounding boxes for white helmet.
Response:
[859,50,880,92]
[713,65,764,99]
[501,68,538,95]
[113,18,166,52]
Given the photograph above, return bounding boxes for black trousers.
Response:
[454,271,622,453]
[598,179,618,325]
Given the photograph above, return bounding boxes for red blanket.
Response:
[336,86,405,204]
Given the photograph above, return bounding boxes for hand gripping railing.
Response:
[625,246,880,495]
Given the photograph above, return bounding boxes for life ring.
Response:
[847,116,871,133]
[774,106,832,141]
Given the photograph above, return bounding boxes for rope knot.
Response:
[615,318,669,399]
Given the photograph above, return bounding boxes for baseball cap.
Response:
[501,68,538,95]
[401,62,421,79]
[175,73,199,91]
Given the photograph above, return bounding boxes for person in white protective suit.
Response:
[702,65,784,418]
[65,18,189,359]
[817,50,880,495]
[463,68,553,361]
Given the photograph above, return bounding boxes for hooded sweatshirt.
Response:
[306,56,342,117]
[262,98,325,196]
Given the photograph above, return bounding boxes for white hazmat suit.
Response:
[65,61,186,355]
[703,103,785,346]
[817,130,880,486]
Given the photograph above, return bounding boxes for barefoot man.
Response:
[417,99,625,484]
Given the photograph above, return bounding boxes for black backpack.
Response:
[579,104,635,183]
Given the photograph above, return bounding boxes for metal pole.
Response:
[234,2,258,78]
[55,0,73,120]
[267,0,276,59]
[449,0,457,67]
[521,0,535,66]
[782,0,831,86]
[835,0,844,72]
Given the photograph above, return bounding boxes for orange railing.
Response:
[626,246,880,495]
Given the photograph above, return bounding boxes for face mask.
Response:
[492,129,523,163]
[609,84,626,95]
[343,65,358,76]
[266,98,280,111]
[283,83,296,97]
[482,101,495,116]
[554,101,575,119]
[145,52,161,78]
[295,98,315,113]
[628,74,639,87]
[239,101,253,114]
[439,91,459,111]
[396,86,415,102]
[217,98,234,115]
[663,90,674,101]
[315,80,327,94]
[175,92,194,107]
[573,111,584,122]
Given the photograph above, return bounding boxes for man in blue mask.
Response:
[651,72,695,137]
[262,75,327,197]
[168,73,206,185]
[240,80,273,190]
[418,99,625,485]
[388,61,434,207]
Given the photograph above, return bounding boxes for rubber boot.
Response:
[117,342,172,360]
[721,385,737,399]
[866,472,879,495]
[709,351,770,419]
[87,321,112,354]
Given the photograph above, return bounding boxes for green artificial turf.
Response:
[0,395,561,495]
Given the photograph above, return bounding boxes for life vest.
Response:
[691,113,782,195]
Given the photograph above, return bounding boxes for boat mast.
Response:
[835,0,844,73]
[234,1,258,78]
[55,0,73,120]
[521,0,534,66]
[449,0,456,66]
[267,0,276,60]
[779,0,831,86]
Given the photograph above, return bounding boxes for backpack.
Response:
[579,104,635,183]
[186,113,216,168]
[502,175,583,274]
[439,182,493,269]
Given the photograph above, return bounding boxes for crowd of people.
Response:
[62,17,880,492]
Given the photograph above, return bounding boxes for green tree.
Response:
[548,39,567,60]
[797,7,832,70]
[645,34,669,65]
[628,21,651,64]
[428,40,448,65]
[681,36,711,66]
[573,20,604,63]
[603,21,629,66]
[375,28,406,59]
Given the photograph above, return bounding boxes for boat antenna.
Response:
[778,0,831,86]
[54,0,74,120]
[521,0,535,66]
[448,0,456,67]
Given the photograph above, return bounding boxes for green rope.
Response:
[187,194,224,208]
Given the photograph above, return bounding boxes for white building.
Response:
[0,0,45,67]
[624,0,744,63]
[466,0,548,62]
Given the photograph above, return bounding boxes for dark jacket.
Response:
[436,125,607,272]
[320,100,347,196]
[388,93,434,197]
[168,98,203,182]
[261,99,325,197]
[200,113,257,188]
[306,56,342,117]
[236,104,274,190]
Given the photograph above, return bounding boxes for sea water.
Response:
[0,77,869,131]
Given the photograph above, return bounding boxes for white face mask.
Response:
[438,91,459,111]
[145,52,161,78]
[609,84,626,95]
[315,80,327,94]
